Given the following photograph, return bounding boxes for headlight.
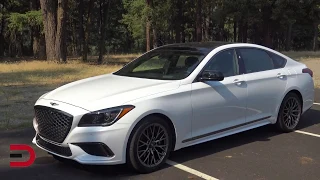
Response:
[78,105,135,127]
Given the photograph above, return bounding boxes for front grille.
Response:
[36,135,72,157]
[34,106,73,143]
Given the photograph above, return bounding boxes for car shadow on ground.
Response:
[1,105,319,179]
[39,108,320,178]
[169,108,320,163]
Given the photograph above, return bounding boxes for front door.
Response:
[190,49,247,140]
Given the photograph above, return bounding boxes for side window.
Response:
[269,52,287,69]
[238,48,274,73]
[203,49,239,77]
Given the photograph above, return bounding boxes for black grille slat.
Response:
[34,106,73,143]
[36,135,72,156]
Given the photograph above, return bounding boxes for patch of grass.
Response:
[0,54,139,130]
[0,60,124,86]
[0,52,319,130]
[282,51,320,61]
[281,51,320,88]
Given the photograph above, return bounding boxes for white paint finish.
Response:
[314,103,320,106]
[126,83,193,151]
[191,74,247,138]
[244,68,288,123]
[42,74,180,111]
[32,43,315,167]
[166,160,219,180]
[295,130,320,138]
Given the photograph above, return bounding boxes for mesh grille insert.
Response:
[35,106,73,143]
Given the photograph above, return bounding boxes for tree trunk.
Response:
[261,4,274,48]
[98,0,110,64]
[98,0,104,64]
[78,0,85,56]
[0,17,4,56]
[175,26,181,43]
[218,20,225,41]
[146,20,151,51]
[30,0,39,10]
[174,24,181,43]
[263,29,272,48]
[30,0,41,59]
[40,0,57,60]
[174,0,182,43]
[285,22,293,51]
[243,20,248,43]
[233,20,237,42]
[55,0,68,62]
[71,19,78,56]
[146,0,151,51]
[152,28,158,49]
[196,0,202,42]
[39,35,46,59]
[313,22,319,51]
[238,20,243,42]
[82,0,94,62]
[263,22,272,48]
[32,28,40,58]
[181,28,186,43]
[204,15,210,41]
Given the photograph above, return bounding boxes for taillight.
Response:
[302,68,313,77]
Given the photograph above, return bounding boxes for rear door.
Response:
[236,48,288,123]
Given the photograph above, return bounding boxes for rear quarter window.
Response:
[268,52,287,68]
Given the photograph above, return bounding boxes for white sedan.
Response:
[32,42,314,173]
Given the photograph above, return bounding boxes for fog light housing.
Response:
[72,142,115,157]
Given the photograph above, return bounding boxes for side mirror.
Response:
[199,70,224,81]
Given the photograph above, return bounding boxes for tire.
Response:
[127,116,173,173]
[276,92,302,132]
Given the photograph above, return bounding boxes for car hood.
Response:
[42,74,180,111]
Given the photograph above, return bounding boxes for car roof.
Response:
[157,41,234,54]
[155,42,291,61]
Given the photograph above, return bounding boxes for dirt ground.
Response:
[301,58,320,88]
[0,56,319,129]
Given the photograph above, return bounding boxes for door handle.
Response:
[277,73,286,79]
[234,79,244,86]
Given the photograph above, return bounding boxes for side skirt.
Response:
[182,116,271,143]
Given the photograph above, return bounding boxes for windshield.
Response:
[114,49,207,80]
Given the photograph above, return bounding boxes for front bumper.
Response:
[33,121,131,165]
[32,99,132,165]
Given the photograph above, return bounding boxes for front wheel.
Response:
[276,93,302,132]
[127,116,173,173]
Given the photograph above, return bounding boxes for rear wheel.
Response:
[276,93,302,132]
[127,116,173,173]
